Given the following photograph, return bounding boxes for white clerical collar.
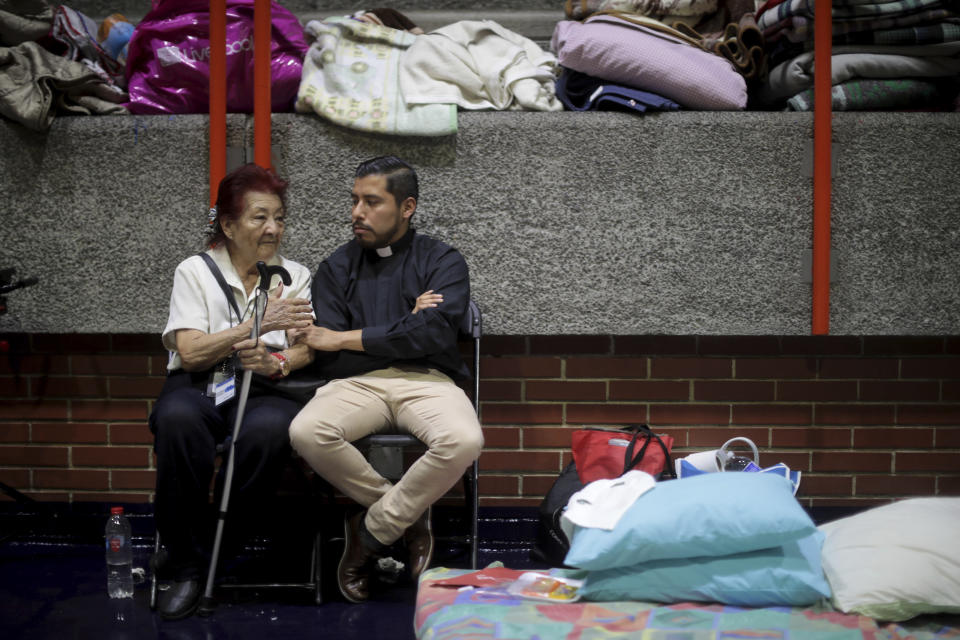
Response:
[376,246,393,258]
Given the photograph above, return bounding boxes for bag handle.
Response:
[718,436,759,470]
[623,424,676,479]
[198,252,243,325]
[623,424,654,475]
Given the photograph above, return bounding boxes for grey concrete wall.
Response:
[57,1,564,40]
[64,0,564,20]
[2,111,959,336]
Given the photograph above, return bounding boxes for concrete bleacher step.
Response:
[3,110,959,337]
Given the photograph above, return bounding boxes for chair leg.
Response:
[472,460,479,569]
[311,528,324,605]
[462,460,479,569]
[308,475,343,605]
[149,530,161,610]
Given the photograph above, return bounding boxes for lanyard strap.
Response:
[198,252,243,325]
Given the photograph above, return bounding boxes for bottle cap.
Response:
[111,506,124,515]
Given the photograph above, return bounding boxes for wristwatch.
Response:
[270,352,290,380]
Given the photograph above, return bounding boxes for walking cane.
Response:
[198,261,292,615]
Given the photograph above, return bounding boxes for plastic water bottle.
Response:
[105,506,134,598]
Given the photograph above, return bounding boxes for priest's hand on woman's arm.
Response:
[290,325,364,352]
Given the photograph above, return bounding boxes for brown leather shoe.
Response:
[404,506,433,582]
[338,511,377,603]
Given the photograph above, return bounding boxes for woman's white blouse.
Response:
[162,244,312,371]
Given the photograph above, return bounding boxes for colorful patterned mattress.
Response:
[415,566,960,640]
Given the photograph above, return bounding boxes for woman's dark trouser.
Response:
[150,383,299,580]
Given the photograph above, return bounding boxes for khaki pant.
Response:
[289,367,483,545]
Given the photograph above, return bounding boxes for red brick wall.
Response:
[0,334,164,503]
[2,333,958,508]
[476,335,960,508]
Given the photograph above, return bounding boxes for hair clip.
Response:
[204,206,219,237]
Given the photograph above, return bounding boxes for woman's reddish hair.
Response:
[208,163,289,248]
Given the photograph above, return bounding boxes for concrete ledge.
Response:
[2,111,959,335]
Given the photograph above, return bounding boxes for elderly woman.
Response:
[149,163,314,620]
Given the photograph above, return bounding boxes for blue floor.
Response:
[1,541,421,640]
[0,502,543,640]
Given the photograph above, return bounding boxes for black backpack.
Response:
[530,461,583,567]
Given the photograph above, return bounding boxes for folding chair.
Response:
[354,298,482,569]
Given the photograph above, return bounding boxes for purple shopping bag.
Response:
[125,0,308,114]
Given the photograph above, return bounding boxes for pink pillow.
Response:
[551,15,747,110]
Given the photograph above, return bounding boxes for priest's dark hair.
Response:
[355,156,419,207]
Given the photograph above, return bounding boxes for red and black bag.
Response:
[572,424,675,484]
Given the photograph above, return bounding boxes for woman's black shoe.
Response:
[157,577,202,620]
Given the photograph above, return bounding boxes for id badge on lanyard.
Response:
[208,355,237,406]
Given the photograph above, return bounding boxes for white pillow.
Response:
[818,497,960,621]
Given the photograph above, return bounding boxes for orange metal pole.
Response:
[209,0,227,208]
[253,0,271,169]
[812,0,832,334]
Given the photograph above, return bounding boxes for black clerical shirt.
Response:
[310,228,471,381]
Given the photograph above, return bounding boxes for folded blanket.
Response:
[758,0,952,32]
[826,19,960,46]
[764,7,957,44]
[767,26,960,67]
[761,47,960,101]
[399,20,563,111]
[786,76,959,109]
[756,0,790,22]
[295,16,457,136]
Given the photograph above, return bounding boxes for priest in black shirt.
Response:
[289,156,484,603]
